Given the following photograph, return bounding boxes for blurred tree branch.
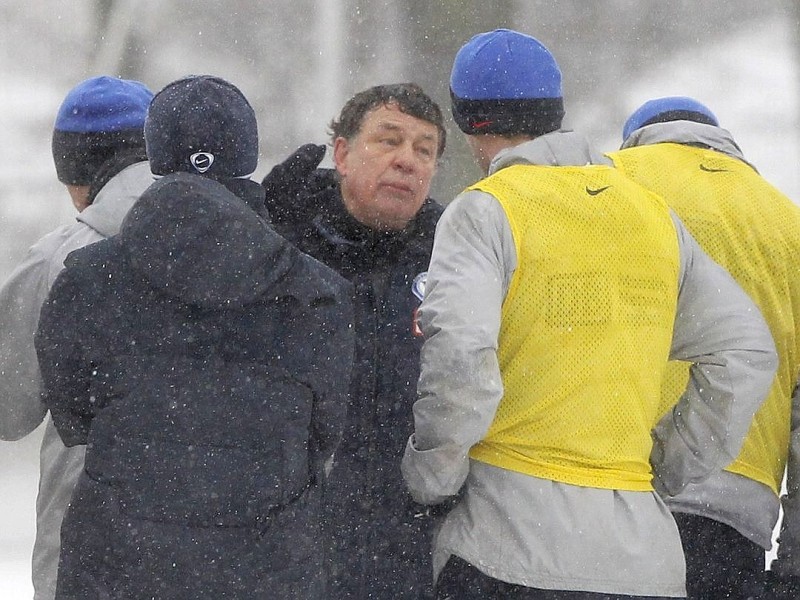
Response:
[90,0,146,79]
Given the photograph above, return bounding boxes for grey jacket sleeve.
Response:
[401,191,514,505]
[650,213,778,495]
[0,245,54,440]
[772,379,800,579]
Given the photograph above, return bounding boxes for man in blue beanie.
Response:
[401,29,778,598]
[35,75,354,599]
[620,96,720,142]
[0,75,154,600]
[610,97,800,600]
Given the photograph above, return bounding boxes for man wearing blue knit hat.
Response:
[51,75,154,210]
[35,75,354,599]
[620,96,720,142]
[610,97,800,599]
[401,29,778,598]
[0,75,154,600]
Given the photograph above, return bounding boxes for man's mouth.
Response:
[382,181,413,195]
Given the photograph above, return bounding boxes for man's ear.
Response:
[332,136,349,177]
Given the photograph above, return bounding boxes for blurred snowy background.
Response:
[1,1,798,597]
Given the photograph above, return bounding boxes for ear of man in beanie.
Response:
[622,96,719,142]
[52,76,154,185]
[145,75,258,180]
[449,28,565,137]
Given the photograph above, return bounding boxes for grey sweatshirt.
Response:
[401,131,777,596]
[0,161,153,600]
[618,120,800,566]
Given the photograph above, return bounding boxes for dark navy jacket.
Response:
[36,173,354,599]
[267,175,443,599]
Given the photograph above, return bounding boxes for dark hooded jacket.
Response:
[266,173,443,599]
[36,172,354,599]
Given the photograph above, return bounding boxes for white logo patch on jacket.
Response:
[190,152,215,173]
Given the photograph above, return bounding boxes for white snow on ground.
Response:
[1,426,42,598]
[0,15,797,600]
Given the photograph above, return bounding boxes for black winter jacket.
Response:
[267,175,443,599]
[36,173,354,599]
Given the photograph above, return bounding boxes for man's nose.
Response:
[392,143,417,172]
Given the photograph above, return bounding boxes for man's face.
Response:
[66,184,91,212]
[333,103,439,231]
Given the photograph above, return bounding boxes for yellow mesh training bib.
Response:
[611,143,800,494]
[469,164,679,491]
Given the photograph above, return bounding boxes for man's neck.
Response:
[472,133,535,174]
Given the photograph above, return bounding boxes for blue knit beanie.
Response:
[622,96,719,142]
[52,76,153,184]
[54,76,153,133]
[145,75,258,179]
[450,29,564,136]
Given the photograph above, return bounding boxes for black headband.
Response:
[52,128,146,185]
[639,110,718,130]
[450,90,565,136]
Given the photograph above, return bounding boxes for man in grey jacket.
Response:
[610,96,800,599]
[0,75,154,600]
[401,29,777,598]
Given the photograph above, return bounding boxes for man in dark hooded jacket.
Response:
[35,75,354,600]
[262,83,445,599]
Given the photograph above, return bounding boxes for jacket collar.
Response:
[311,185,418,253]
[620,121,757,172]
[489,130,611,175]
[77,161,154,238]
[217,177,269,221]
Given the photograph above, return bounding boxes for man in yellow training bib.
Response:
[610,96,800,600]
[401,29,777,599]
